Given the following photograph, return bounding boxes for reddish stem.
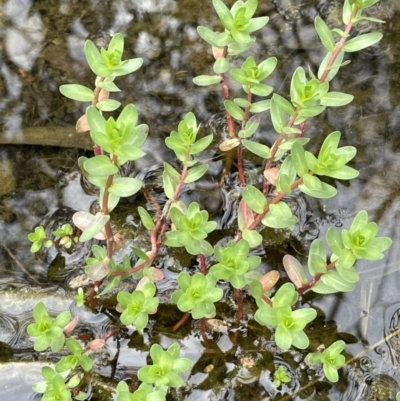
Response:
[172,312,191,332]
[319,15,355,83]
[235,288,243,321]
[298,260,337,296]
[199,254,207,275]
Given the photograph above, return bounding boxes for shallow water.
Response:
[1,0,400,400]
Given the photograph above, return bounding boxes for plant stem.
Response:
[102,154,118,259]
[319,14,356,83]
[262,112,299,195]
[124,152,191,276]
[172,312,191,332]
[199,254,207,274]
[298,260,337,295]
[235,288,243,321]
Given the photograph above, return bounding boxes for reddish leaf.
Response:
[63,315,79,336]
[264,167,280,186]
[98,89,110,102]
[88,339,106,351]
[238,198,254,230]
[282,255,308,288]
[259,271,280,291]
[76,114,90,133]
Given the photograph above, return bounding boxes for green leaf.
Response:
[59,84,94,102]
[279,138,310,150]
[239,115,260,139]
[193,75,221,86]
[84,155,118,176]
[108,33,124,55]
[242,139,271,159]
[213,57,230,74]
[108,177,142,197]
[250,99,271,113]
[314,16,335,52]
[291,141,308,177]
[86,106,106,136]
[342,32,383,52]
[224,100,244,121]
[308,254,328,276]
[184,164,209,183]
[79,213,110,242]
[262,202,298,228]
[113,58,144,76]
[299,174,337,198]
[320,92,353,107]
[190,134,213,154]
[84,40,111,77]
[320,270,355,292]
[164,162,181,183]
[326,227,344,255]
[308,239,327,275]
[242,185,267,214]
[271,94,289,133]
[96,99,121,112]
[138,207,155,230]
[96,80,120,92]
[318,51,346,82]
[163,171,177,200]
[242,229,263,248]
[234,98,251,108]
[250,83,273,97]
[213,0,233,29]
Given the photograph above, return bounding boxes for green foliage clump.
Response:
[172,272,223,318]
[306,340,346,382]
[117,283,159,334]
[273,366,291,388]
[164,202,217,256]
[27,302,71,352]
[55,339,93,373]
[254,283,317,350]
[138,344,193,393]
[210,239,261,288]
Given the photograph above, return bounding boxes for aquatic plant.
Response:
[26,0,391,399]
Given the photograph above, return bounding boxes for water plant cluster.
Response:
[27,0,392,399]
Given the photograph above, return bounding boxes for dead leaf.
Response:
[219,138,240,151]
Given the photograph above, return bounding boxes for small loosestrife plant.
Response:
[26,0,392,399]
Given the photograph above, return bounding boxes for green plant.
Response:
[171,272,223,319]
[254,283,317,350]
[117,283,159,334]
[137,344,192,393]
[55,339,93,373]
[305,340,346,383]
[210,239,261,288]
[116,382,165,401]
[27,302,71,352]
[33,367,87,401]
[25,0,393,399]
[164,202,216,256]
[273,365,291,388]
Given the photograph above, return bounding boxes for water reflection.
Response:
[1,0,400,400]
